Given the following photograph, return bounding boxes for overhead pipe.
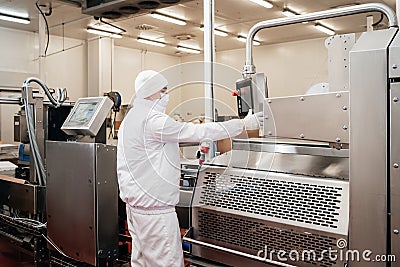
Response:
[56,0,82,8]
[243,3,398,76]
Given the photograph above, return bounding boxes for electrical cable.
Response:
[0,213,44,235]
[108,111,117,139]
[372,13,384,27]
[23,98,46,185]
[35,1,50,56]
[22,77,66,186]
[99,17,126,33]
[113,110,117,138]
[42,234,77,260]
[44,2,52,16]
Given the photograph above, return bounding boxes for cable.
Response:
[42,234,75,260]
[35,1,50,56]
[108,110,117,139]
[23,98,46,185]
[21,77,66,186]
[372,13,384,27]
[13,218,46,229]
[44,2,52,16]
[99,17,126,33]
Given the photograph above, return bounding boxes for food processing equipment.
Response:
[184,3,400,267]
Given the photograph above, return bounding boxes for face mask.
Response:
[154,93,169,113]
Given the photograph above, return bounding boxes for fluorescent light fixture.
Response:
[237,36,261,46]
[214,28,228,37]
[87,27,122,38]
[200,26,229,37]
[314,23,335,35]
[89,24,123,34]
[0,12,30,24]
[249,0,273,9]
[177,45,201,54]
[282,8,297,17]
[137,37,166,47]
[151,12,186,26]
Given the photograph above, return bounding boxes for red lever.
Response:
[200,146,209,153]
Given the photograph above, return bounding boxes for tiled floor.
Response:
[0,237,35,267]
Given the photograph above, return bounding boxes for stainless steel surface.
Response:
[263,91,349,143]
[177,188,193,228]
[14,113,29,143]
[35,98,44,180]
[192,207,346,267]
[348,28,397,266]
[211,150,349,180]
[82,0,192,18]
[192,159,349,266]
[0,180,45,215]
[389,32,400,78]
[193,166,348,235]
[183,231,296,267]
[46,141,118,266]
[61,97,113,137]
[191,135,349,267]
[252,73,266,113]
[231,139,349,157]
[326,34,355,92]
[390,83,400,260]
[0,98,21,105]
[190,245,278,267]
[95,144,119,261]
[243,3,397,75]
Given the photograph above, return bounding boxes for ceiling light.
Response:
[249,0,273,9]
[86,27,122,38]
[200,26,229,37]
[0,12,30,24]
[237,36,261,46]
[137,37,166,47]
[282,8,297,17]
[151,12,186,26]
[89,24,123,34]
[314,23,335,35]
[177,45,201,54]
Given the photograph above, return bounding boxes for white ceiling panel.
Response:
[0,0,396,55]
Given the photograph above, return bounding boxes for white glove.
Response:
[242,109,263,130]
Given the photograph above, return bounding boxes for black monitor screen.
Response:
[236,78,254,118]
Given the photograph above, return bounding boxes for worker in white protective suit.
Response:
[117,70,262,267]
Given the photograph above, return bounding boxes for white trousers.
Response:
[126,205,184,267]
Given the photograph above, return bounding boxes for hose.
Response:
[21,77,66,185]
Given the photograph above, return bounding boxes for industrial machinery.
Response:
[0,78,68,264]
[0,78,120,266]
[184,3,400,267]
[47,96,118,266]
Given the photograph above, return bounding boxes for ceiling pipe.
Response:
[56,0,82,8]
[243,3,398,76]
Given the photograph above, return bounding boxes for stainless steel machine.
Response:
[0,78,68,264]
[0,81,119,266]
[184,3,400,267]
[46,96,118,266]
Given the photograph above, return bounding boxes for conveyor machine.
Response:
[184,3,400,267]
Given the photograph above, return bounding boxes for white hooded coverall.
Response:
[117,97,244,267]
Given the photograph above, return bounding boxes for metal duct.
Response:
[82,0,191,19]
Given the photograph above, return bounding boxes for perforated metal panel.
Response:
[194,167,349,235]
[196,209,339,267]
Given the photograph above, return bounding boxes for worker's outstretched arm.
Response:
[148,113,245,143]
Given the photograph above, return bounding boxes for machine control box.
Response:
[61,97,113,137]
